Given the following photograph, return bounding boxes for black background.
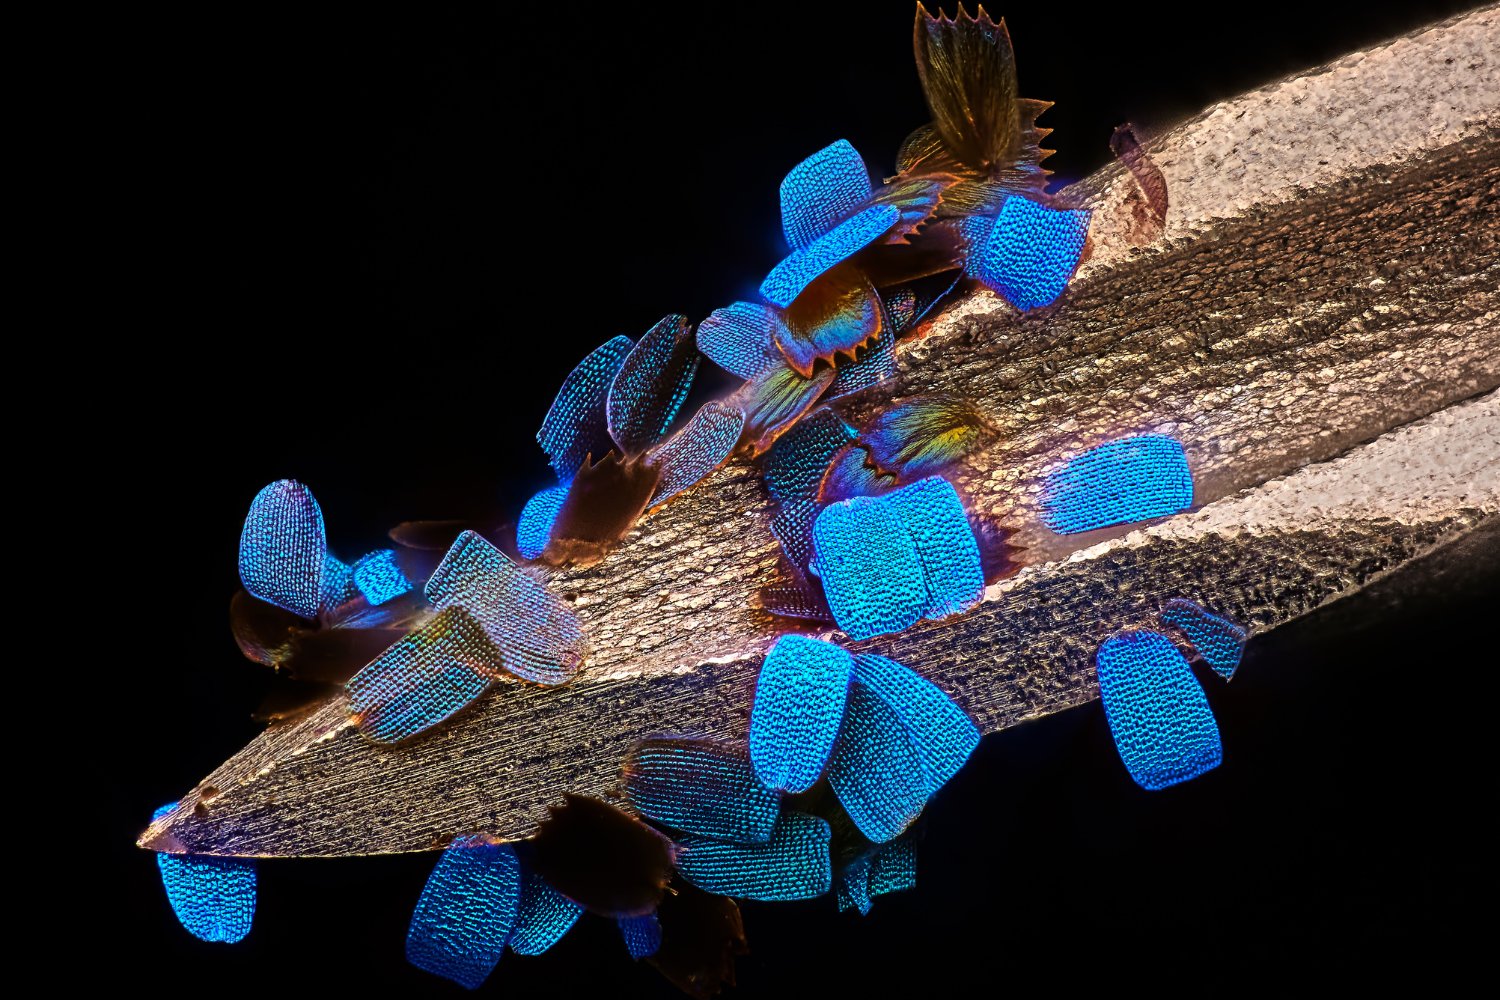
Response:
[101,2,1493,993]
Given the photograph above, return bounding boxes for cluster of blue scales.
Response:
[146,8,1251,993]
[155,436,1244,982]
[399,636,982,986]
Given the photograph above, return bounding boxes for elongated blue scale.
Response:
[618,912,662,960]
[768,404,852,578]
[1039,434,1194,534]
[770,498,818,571]
[507,869,584,956]
[851,653,980,792]
[971,195,1091,310]
[879,476,984,618]
[867,835,919,898]
[425,531,585,686]
[607,314,700,457]
[828,681,932,843]
[346,607,497,743]
[780,139,873,251]
[763,407,856,503]
[1095,631,1223,791]
[696,301,783,381]
[760,204,900,308]
[836,855,873,915]
[624,738,780,844]
[750,635,854,793]
[676,811,833,901]
[1160,598,1248,680]
[406,837,521,990]
[350,549,413,606]
[517,484,569,560]
[648,401,745,509]
[152,804,256,943]
[239,479,327,619]
[811,495,926,640]
[320,552,357,612]
[538,335,634,483]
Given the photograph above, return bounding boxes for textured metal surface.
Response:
[142,9,1499,858]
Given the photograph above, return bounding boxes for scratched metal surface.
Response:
[142,9,1500,858]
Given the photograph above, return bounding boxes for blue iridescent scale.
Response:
[607,314,699,456]
[852,653,979,791]
[837,837,919,915]
[406,838,521,990]
[760,205,900,308]
[676,811,833,901]
[1161,598,1247,680]
[1095,630,1222,790]
[239,479,328,619]
[538,336,634,482]
[780,139,873,251]
[648,401,744,508]
[425,531,585,686]
[770,499,820,571]
[828,681,932,843]
[866,835,918,897]
[762,407,856,504]
[626,739,780,843]
[320,552,357,611]
[351,548,413,606]
[1039,434,1193,534]
[810,476,986,638]
[811,495,927,640]
[750,635,853,793]
[152,804,256,944]
[517,484,569,560]
[696,301,783,381]
[970,195,1091,311]
[345,607,496,743]
[880,476,984,618]
[507,870,584,956]
[617,912,662,960]
[836,855,874,915]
